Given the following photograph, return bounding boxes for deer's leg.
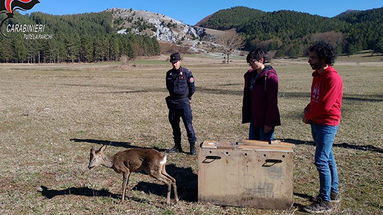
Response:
[150,170,172,205]
[161,165,176,182]
[161,165,179,202]
[121,171,130,201]
[125,172,131,197]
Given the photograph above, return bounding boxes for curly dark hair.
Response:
[246,48,269,63]
[308,41,336,65]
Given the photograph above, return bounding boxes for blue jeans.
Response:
[249,122,276,141]
[311,123,339,201]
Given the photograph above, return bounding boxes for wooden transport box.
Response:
[198,140,294,209]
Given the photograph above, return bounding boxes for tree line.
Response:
[198,6,383,57]
[0,11,160,63]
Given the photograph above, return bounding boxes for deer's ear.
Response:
[91,146,96,153]
[99,145,107,152]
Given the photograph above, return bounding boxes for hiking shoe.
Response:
[311,192,341,203]
[166,146,182,153]
[303,200,333,214]
[330,192,341,203]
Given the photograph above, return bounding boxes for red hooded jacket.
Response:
[304,66,343,126]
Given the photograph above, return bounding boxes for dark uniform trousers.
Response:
[167,98,196,147]
[166,67,196,149]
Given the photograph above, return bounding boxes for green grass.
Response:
[0,55,382,214]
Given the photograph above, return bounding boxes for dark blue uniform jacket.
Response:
[166,67,195,100]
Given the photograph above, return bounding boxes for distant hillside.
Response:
[196,6,266,30]
[335,7,383,23]
[0,8,233,63]
[1,6,382,63]
[334,7,383,54]
[334,10,360,19]
[0,11,160,63]
[197,6,383,57]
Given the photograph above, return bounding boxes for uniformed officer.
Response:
[165,52,197,155]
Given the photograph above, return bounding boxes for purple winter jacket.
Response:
[242,65,281,127]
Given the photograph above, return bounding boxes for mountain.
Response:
[335,7,383,24]
[196,6,348,41]
[110,8,204,42]
[196,6,266,29]
[334,10,360,18]
[196,6,383,56]
[108,8,229,53]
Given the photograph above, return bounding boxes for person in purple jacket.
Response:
[242,48,281,141]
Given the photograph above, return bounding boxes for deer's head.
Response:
[88,145,107,169]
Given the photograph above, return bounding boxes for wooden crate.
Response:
[198,140,294,209]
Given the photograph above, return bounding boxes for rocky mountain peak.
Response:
[107,8,205,43]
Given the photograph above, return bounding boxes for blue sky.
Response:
[22,0,383,25]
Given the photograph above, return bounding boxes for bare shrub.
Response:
[216,29,245,64]
[267,50,277,62]
[120,55,129,65]
[310,31,344,45]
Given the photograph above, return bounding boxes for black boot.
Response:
[189,144,196,155]
[167,146,182,153]
[167,140,182,153]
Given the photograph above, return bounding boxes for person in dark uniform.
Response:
[165,52,197,155]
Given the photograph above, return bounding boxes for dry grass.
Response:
[0,54,382,215]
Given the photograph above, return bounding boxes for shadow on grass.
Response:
[60,84,166,94]
[197,87,383,103]
[294,192,313,200]
[216,83,242,87]
[38,186,118,199]
[133,164,197,202]
[198,87,242,96]
[279,92,383,103]
[283,139,383,154]
[70,138,195,155]
[38,186,151,204]
[70,138,167,152]
[100,88,166,94]
[100,90,157,94]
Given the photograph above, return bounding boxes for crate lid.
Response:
[200,140,294,152]
[200,141,234,149]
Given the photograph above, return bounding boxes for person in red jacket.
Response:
[303,42,343,214]
[242,48,281,141]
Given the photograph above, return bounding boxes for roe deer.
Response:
[88,145,179,204]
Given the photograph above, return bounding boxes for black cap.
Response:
[170,52,182,63]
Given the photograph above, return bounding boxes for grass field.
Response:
[0,54,382,215]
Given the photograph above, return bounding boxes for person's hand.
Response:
[264,125,273,133]
[189,99,192,104]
